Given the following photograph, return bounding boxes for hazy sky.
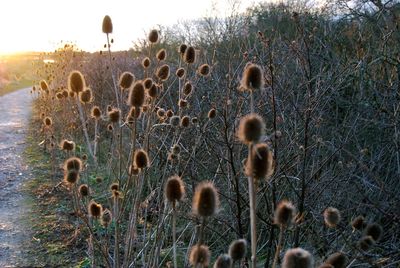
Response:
[0,0,264,54]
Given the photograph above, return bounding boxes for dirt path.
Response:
[0,88,34,267]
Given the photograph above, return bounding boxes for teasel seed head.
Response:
[156,64,170,81]
[44,116,52,126]
[60,139,75,151]
[156,48,166,61]
[134,149,149,169]
[148,29,159,43]
[237,113,265,144]
[64,170,79,184]
[213,254,232,268]
[170,115,180,127]
[208,108,216,119]
[157,108,166,118]
[62,89,69,98]
[40,80,48,91]
[189,245,210,267]
[240,63,264,91]
[79,88,93,104]
[184,46,196,64]
[229,239,247,261]
[166,109,174,118]
[192,117,198,124]
[91,106,101,119]
[275,200,296,226]
[245,143,274,180]
[192,181,219,218]
[165,175,185,204]
[176,68,185,78]
[107,123,113,132]
[102,15,113,34]
[128,106,141,119]
[365,223,383,241]
[142,57,150,68]
[128,81,145,107]
[88,200,102,218]
[171,144,181,155]
[64,157,82,172]
[351,215,366,230]
[179,44,187,55]
[181,116,190,127]
[323,207,341,228]
[147,84,159,99]
[110,182,119,192]
[198,64,210,76]
[183,82,193,95]
[324,252,348,268]
[143,78,153,89]
[78,184,89,197]
[282,248,314,268]
[68,70,86,93]
[119,71,135,90]
[108,108,121,123]
[358,236,375,251]
[101,208,112,227]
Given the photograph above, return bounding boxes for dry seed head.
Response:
[102,15,113,34]
[60,139,75,151]
[171,144,181,155]
[81,154,88,161]
[40,80,48,91]
[110,182,119,192]
[68,70,86,93]
[214,254,232,268]
[143,78,153,89]
[282,248,314,268]
[134,149,149,169]
[275,200,296,226]
[189,245,210,267]
[108,108,121,123]
[119,71,135,90]
[148,29,159,43]
[184,46,196,64]
[88,200,102,218]
[56,92,63,100]
[183,82,193,95]
[323,207,341,228]
[324,252,348,268]
[176,68,185,78]
[157,108,165,118]
[181,116,190,127]
[128,106,141,119]
[62,90,69,98]
[147,84,159,99]
[128,81,145,107]
[240,63,264,91]
[245,143,274,180]
[64,170,79,184]
[229,239,247,261]
[69,91,75,98]
[198,64,210,76]
[107,124,113,132]
[192,181,219,218]
[351,216,366,230]
[237,113,265,144]
[79,184,89,197]
[166,109,174,118]
[191,117,198,124]
[156,64,170,81]
[101,208,112,227]
[165,175,185,203]
[179,44,187,55]
[79,88,93,104]
[64,157,82,172]
[170,115,180,127]
[358,236,374,251]
[208,108,216,119]
[365,223,382,241]
[142,57,150,68]
[91,106,101,119]
[156,48,166,61]
[44,116,52,126]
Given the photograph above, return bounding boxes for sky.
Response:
[0,0,265,55]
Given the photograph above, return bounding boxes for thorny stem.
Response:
[172,202,178,268]
[272,225,284,268]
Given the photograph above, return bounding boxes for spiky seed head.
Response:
[143,78,153,89]
[64,157,82,172]
[365,223,383,241]
[179,99,188,108]
[181,116,190,127]
[78,184,89,197]
[275,200,296,226]
[156,64,170,81]
[148,29,159,43]
[88,200,102,218]
[79,88,93,104]
[157,108,165,118]
[134,149,149,169]
[142,57,150,68]
[102,15,113,34]
[351,216,366,230]
[166,109,174,118]
[179,44,187,55]
[110,182,119,192]
[91,106,101,119]
[147,84,159,99]
[229,239,247,261]
[176,68,185,78]
[119,71,135,90]
[40,80,48,90]
[245,143,274,180]
[214,254,232,268]
[323,207,341,228]
[56,92,63,99]
[82,154,88,161]
[60,139,75,151]
[128,106,141,119]
[237,113,265,144]
[44,116,52,126]
[128,81,145,107]
[358,236,374,251]
[240,63,264,91]
[107,105,112,112]
[198,64,210,76]
[64,170,79,184]
[171,144,181,155]
[183,82,193,95]
[189,245,210,267]
[324,252,348,268]
[165,175,185,203]
[68,70,86,93]
[170,115,180,127]
[184,46,196,64]
[192,117,198,124]
[208,108,216,119]
[282,248,314,268]
[62,90,69,98]
[108,108,121,123]
[69,91,75,98]
[156,48,166,61]
[192,181,219,218]
[107,124,113,132]
[101,208,112,227]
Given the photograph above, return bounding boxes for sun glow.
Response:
[0,0,262,55]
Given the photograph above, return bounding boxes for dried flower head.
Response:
[192,181,219,218]
[365,223,383,241]
[156,64,170,81]
[323,207,341,228]
[40,80,49,91]
[179,44,187,55]
[171,144,181,155]
[170,115,180,127]
[240,63,264,91]
[165,175,185,204]
[110,182,119,192]
[358,236,375,251]
[179,99,188,108]
[183,82,193,95]
[213,254,232,268]
[68,70,86,93]
[208,108,216,119]
[91,106,101,119]
[198,64,210,76]
[128,106,141,119]
[275,200,296,226]
[108,108,121,123]
[102,15,113,34]
[148,29,159,43]
[142,57,150,68]
[119,71,135,90]
[229,239,247,261]
[156,48,166,61]
[324,252,348,268]
[64,170,79,184]
[44,116,52,126]
[184,46,196,64]
[88,200,102,218]
[351,216,366,230]
[64,157,82,172]
[143,78,153,89]
[176,68,185,78]
[60,139,75,151]
[237,113,265,144]
[189,245,210,267]
[166,109,174,118]
[128,81,145,107]
[245,143,274,180]
[282,248,314,268]
[134,149,149,169]
[79,88,93,104]
[147,84,159,99]
[79,184,89,197]
[101,208,112,227]
[181,116,190,127]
